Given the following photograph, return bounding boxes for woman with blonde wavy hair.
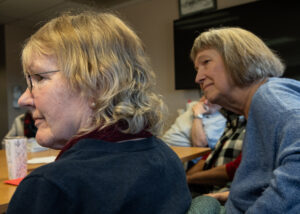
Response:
[7,11,191,214]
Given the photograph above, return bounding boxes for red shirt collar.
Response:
[56,123,152,160]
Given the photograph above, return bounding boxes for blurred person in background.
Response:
[162,96,226,149]
[1,111,36,149]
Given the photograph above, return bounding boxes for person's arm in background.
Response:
[187,164,230,186]
[1,114,25,148]
[191,100,209,147]
[205,191,230,205]
[191,99,222,147]
[1,123,17,148]
[186,158,206,175]
[160,102,198,147]
[186,153,242,186]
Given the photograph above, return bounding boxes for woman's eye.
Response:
[203,59,210,64]
[32,74,44,82]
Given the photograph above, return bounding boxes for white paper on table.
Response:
[27,156,56,164]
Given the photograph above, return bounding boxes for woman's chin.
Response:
[204,92,221,106]
[35,130,58,149]
[204,94,216,105]
[35,137,53,149]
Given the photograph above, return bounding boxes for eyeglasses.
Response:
[26,70,60,92]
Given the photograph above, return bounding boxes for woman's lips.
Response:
[34,118,44,127]
[202,83,213,91]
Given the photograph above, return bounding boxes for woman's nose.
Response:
[195,68,204,84]
[18,88,34,109]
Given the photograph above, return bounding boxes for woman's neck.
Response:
[242,79,267,118]
[220,79,267,119]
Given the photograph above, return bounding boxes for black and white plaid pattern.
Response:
[204,110,246,170]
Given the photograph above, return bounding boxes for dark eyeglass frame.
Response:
[26,70,60,92]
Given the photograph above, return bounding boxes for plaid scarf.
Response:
[203,110,246,170]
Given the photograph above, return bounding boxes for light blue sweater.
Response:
[226,77,300,213]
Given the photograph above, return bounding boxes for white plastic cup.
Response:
[5,137,27,180]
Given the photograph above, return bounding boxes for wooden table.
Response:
[0,146,210,213]
[171,146,210,162]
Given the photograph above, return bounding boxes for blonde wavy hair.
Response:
[22,11,166,135]
[190,27,285,87]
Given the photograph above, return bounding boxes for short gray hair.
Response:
[191,27,285,87]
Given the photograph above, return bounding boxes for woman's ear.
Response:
[88,97,96,109]
[90,102,96,108]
